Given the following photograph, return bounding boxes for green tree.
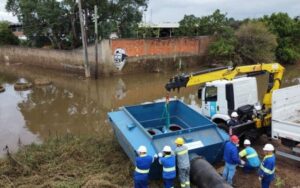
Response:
[0,21,19,45]
[176,15,199,36]
[198,9,229,35]
[6,0,74,49]
[235,22,277,64]
[208,26,236,64]
[262,13,300,64]
[176,10,231,36]
[6,0,147,49]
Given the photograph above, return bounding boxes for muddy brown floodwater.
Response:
[0,63,299,157]
[0,63,199,156]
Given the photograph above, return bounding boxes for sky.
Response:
[0,0,17,22]
[0,0,300,23]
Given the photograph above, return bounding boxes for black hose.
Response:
[190,156,232,188]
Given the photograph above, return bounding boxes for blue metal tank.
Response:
[108,100,229,179]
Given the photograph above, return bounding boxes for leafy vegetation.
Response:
[262,13,300,64]
[235,22,277,64]
[6,0,147,49]
[275,176,286,188]
[0,21,19,45]
[0,134,165,188]
[176,10,300,65]
[0,135,132,187]
[208,26,236,64]
[176,10,230,36]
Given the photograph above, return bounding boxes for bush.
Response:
[0,21,19,45]
[235,22,277,64]
[262,13,300,64]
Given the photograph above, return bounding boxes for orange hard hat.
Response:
[230,135,239,143]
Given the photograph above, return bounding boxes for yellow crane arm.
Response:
[165,63,285,109]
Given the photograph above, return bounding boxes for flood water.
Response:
[0,63,299,156]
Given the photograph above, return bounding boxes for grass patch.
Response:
[275,176,286,188]
[0,134,134,188]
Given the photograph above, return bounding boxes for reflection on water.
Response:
[115,78,127,100]
[18,85,101,137]
[0,84,40,155]
[0,63,299,156]
[0,65,197,156]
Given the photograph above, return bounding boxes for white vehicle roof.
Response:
[206,77,256,86]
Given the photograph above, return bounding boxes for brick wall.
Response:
[0,36,211,76]
[111,36,210,58]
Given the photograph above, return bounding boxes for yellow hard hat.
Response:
[175,137,184,145]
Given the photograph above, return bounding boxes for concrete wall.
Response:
[0,46,85,74]
[0,36,211,76]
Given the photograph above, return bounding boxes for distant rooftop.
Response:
[138,22,179,28]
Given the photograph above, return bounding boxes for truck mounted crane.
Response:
[165,63,285,141]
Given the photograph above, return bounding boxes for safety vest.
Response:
[160,155,176,179]
[239,146,260,167]
[259,154,276,180]
[134,154,153,181]
[175,145,190,169]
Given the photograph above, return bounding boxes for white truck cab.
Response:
[198,77,259,124]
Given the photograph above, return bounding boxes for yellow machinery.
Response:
[165,63,285,139]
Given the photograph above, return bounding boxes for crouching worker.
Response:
[175,137,190,188]
[134,145,154,188]
[159,145,176,188]
[258,144,276,188]
[239,139,260,173]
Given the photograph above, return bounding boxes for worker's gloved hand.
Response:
[153,154,158,159]
[240,160,246,165]
[259,176,262,181]
[158,152,163,158]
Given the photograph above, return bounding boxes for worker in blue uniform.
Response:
[227,112,240,135]
[258,144,276,188]
[227,112,240,127]
[239,139,260,173]
[223,135,245,186]
[159,145,176,188]
[134,145,154,188]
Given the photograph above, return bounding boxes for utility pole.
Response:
[94,5,99,79]
[78,0,90,78]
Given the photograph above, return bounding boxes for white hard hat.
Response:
[163,145,172,152]
[231,112,238,118]
[263,144,274,151]
[137,145,147,153]
[244,139,251,145]
[254,103,262,111]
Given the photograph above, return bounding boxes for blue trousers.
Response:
[222,162,237,185]
[243,162,259,173]
[163,178,175,188]
[261,178,272,188]
[134,179,148,188]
